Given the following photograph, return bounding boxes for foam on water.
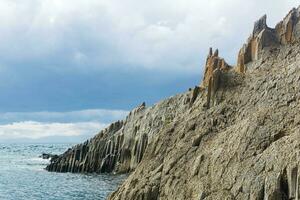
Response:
[0,144,126,200]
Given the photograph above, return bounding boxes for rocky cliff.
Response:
[47,6,300,200]
[46,97,192,174]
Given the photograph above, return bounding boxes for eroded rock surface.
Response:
[108,8,300,200]
[46,98,194,174]
[201,48,232,108]
[47,6,300,200]
[109,38,300,200]
[237,6,300,74]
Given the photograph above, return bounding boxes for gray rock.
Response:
[40,153,57,160]
[46,6,300,200]
[253,14,267,36]
[108,7,300,200]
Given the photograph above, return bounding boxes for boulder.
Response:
[40,153,57,160]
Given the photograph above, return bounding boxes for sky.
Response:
[0,0,298,143]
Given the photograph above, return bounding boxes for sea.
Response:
[0,144,126,200]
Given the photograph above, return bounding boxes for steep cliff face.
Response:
[108,7,300,200]
[109,43,300,199]
[47,6,300,200]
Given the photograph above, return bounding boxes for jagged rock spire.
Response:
[253,14,267,36]
[237,7,300,73]
[208,47,213,57]
[202,48,230,87]
[275,7,300,44]
[213,49,219,57]
[201,48,231,108]
[202,7,300,105]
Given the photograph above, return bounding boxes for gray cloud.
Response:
[0,0,298,143]
[0,0,297,73]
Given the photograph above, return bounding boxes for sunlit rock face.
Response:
[237,7,300,74]
[201,48,231,87]
[200,48,233,108]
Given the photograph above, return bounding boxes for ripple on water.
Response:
[0,144,127,200]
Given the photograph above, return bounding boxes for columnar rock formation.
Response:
[201,48,231,87]
[47,103,150,173]
[201,48,231,108]
[47,96,194,173]
[47,6,300,200]
[237,7,300,73]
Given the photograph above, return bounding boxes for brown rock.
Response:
[201,48,231,107]
[275,7,300,44]
[237,7,300,73]
[202,48,229,87]
[237,15,280,73]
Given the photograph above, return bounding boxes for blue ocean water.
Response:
[0,144,126,200]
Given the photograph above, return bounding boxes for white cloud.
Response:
[0,0,298,73]
[0,121,105,140]
[0,109,129,124]
[0,109,128,141]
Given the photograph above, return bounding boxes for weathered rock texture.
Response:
[237,7,300,74]
[46,98,192,173]
[47,6,300,200]
[201,48,232,108]
[202,48,231,87]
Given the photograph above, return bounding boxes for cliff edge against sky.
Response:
[47,7,300,200]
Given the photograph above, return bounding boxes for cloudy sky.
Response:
[0,0,298,142]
